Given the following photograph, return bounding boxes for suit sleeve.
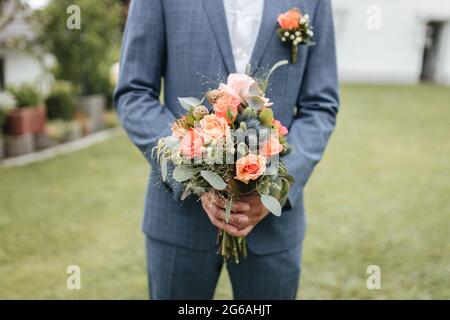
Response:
[113,0,184,202]
[284,0,340,208]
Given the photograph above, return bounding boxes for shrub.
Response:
[0,91,17,130]
[45,82,77,121]
[9,84,41,108]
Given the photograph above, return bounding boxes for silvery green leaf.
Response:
[164,136,179,148]
[261,194,282,217]
[173,166,196,182]
[201,170,227,190]
[225,200,232,223]
[161,157,168,182]
[246,96,266,110]
[178,97,202,111]
[261,60,288,93]
[248,82,261,96]
[265,165,278,176]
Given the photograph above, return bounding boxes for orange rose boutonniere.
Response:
[277,8,315,63]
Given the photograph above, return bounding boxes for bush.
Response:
[45,82,77,121]
[9,84,41,108]
[0,91,17,130]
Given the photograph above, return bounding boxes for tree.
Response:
[0,0,28,33]
[33,0,123,96]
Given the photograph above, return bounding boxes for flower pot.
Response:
[6,108,34,135]
[6,106,47,135]
[77,95,106,133]
[31,106,47,134]
[5,134,35,157]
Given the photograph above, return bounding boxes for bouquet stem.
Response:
[218,229,247,264]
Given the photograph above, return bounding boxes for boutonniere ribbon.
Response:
[277,8,315,63]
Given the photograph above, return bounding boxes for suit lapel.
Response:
[250,0,284,71]
[202,0,236,74]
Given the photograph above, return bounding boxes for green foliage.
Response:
[45,82,77,121]
[34,0,123,96]
[9,84,41,108]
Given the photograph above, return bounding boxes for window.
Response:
[420,21,444,82]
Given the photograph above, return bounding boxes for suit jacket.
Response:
[114,0,339,255]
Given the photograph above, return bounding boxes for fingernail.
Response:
[228,226,237,233]
[243,205,250,211]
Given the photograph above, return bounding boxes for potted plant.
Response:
[44,81,81,146]
[7,84,46,135]
[0,92,17,159]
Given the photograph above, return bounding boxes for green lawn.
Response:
[0,85,449,299]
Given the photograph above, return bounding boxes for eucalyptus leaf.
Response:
[248,82,261,97]
[261,60,288,93]
[178,97,202,111]
[261,194,282,217]
[246,96,266,110]
[164,136,179,148]
[201,171,227,190]
[173,166,196,182]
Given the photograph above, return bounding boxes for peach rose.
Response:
[278,9,301,30]
[171,117,187,138]
[227,73,256,98]
[260,134,284,158]
[200,114,230,143]
[235,154,267,184]
[179,128,203,159]
[272,119,288,136]
[213,90,241,124]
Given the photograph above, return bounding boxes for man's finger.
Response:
[232,201,250,212]
[227,225,254,237]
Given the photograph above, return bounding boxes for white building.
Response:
[333,0,450,85]
[0,3,53,93]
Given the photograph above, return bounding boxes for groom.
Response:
[114,0,339,300]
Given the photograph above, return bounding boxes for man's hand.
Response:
[201,192,270,237]
[201,192,251,235]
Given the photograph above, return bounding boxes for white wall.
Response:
[0,47,52,94]
[332,0,450,85]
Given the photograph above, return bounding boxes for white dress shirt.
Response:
[223,0,264,74]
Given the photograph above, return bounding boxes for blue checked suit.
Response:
[114,0,339,299]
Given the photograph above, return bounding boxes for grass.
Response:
[0,84,449,299]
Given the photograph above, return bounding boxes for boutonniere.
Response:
[277,8,315,63]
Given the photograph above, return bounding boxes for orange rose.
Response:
[235,154,267,184]
[200,114,230,143]
[272,119,288,136]
[171,117,187,138]
[213,90,241,124]
[179,128,203,159]
[277,9,301,30]
[260,134,284,158]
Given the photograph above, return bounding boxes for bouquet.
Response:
[154,61,294,263]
